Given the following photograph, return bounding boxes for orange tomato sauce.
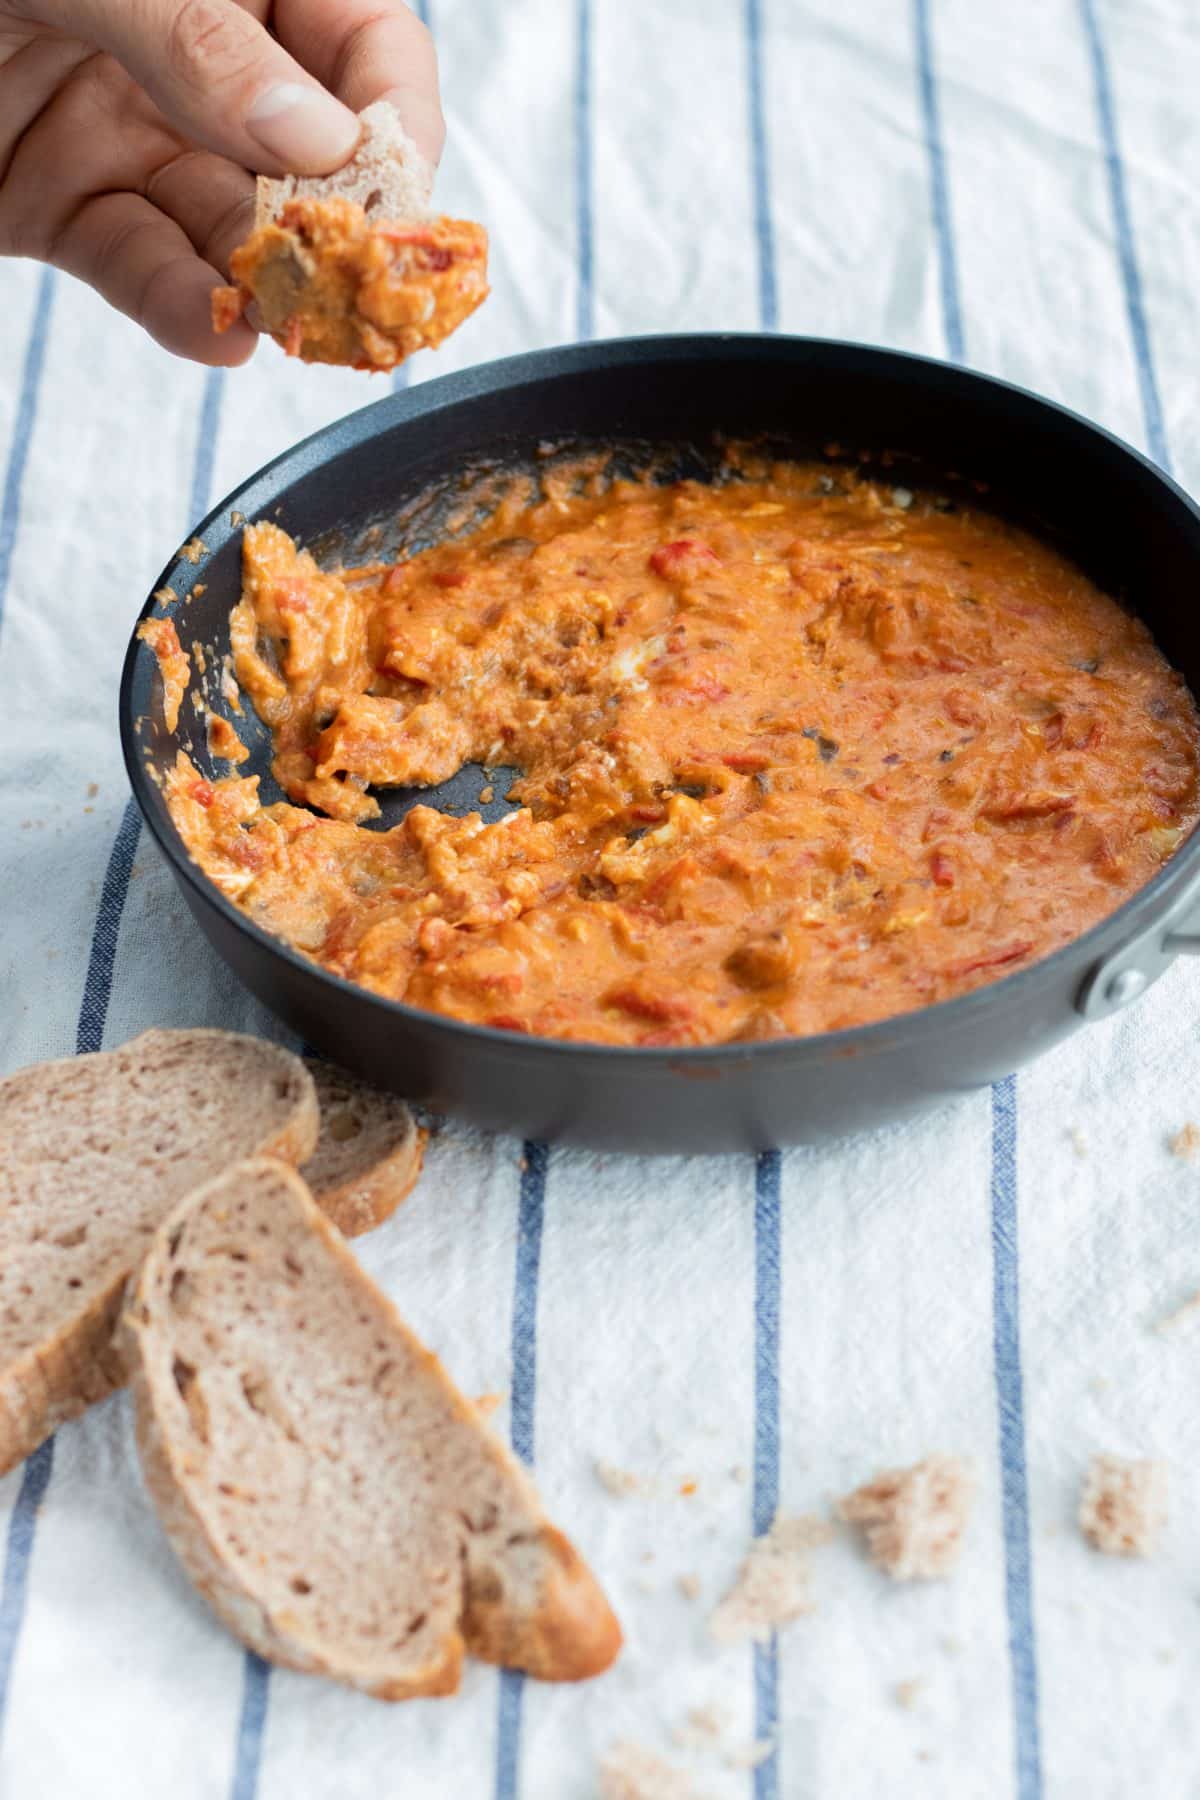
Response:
[165,461,1200,1045]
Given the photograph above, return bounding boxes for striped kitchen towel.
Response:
[2,1,1200,1794]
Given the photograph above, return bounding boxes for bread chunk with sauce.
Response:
[213,102,488,370]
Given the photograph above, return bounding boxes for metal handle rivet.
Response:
[1105,968,1146,1007]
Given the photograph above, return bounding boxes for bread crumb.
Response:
[708,1513,833,1645]
[730,1464,749,1485]
[479,784,495,804]
[1169,1123,1200,1161]
[473,1392,504,1418]
[639,1550,656,1564]
[672,1703,731,1751]
[194,582,207,597]
[599,1744,704,1800]
[1079,1454,1167,1556]
[677,1572,702,1600]
[86,782,99,798]
[595,1460,644,1498]
[1154,1290,1200,1335]
[725,1741,774,1771]
[1067,1125,1088,1158]
[894,1678,924,1710]
[230,510,246,528]
[839,1454,973,1580]
[940,1634,962,1656]
[179,537,207,564]
[679,1479,697,1497]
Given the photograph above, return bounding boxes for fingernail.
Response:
[246,83,359,173]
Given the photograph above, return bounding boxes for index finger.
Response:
[276,0,445,166]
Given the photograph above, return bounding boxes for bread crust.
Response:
[123,1159,621,1697]
[302,1060,427,1237]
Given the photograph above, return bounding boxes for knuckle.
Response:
[166,0,261,94]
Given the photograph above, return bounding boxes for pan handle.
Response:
[1076,875,1200,1020]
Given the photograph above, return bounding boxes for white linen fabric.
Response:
[1,2,1199,1795]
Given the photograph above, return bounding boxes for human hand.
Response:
[0,0,443,364]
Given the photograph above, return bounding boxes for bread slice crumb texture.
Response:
[123,1158,620,1699]
[0,1030,317,1473]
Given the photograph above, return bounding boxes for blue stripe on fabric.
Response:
[915,15,1040,1788]
[0,365,227,1754]
[189,369,225,527]
[0,1444,55,1730]
[744,0,777,332]
[913,0,965,363]
[991,1077,1042,1799]
[0,268,55,635]
[752,1151,782,1800]
[575,0,594,342]
[493,1141,548,1800]
[229,1653,271,1800]
[1078,0,1170,472]
[76,798,142,1054]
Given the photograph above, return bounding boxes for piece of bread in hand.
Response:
[213,101,489,370]
[122,1157,622,1698]
[301,1060,426,1237]
[0,1030,317,1476]
[254,99,436,227]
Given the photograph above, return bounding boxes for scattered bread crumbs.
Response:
[639,1550,656,1564]
[1079,1454,1167,1556]
[179,537,207,564]
[672,1703,730,1751]
[478,784,495,804]
[1154,1290,1200,1335]
[839,1454,973,1580]
[1067,1125,1088,1158]
[473,1392,503,1419]
[725,1741,775,1771]
[599,1744,705,1800]
[86,782,99,798]
[194,583,207,598]
[730,1465,748,1485]
[677,1572,702,1600]
[680,1480,698,1497]
[518,1154,529,1173]
[230,510,246,527]
[894,1678,925,1710]
[1169,1122,1200,1161]
[152,586,175,610]
[595,1460,645,1498]
[708,1513,833,1645]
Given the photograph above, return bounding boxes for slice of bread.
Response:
[122,1158,622,1698]
[301,1061,426,1238]
[255,100,434,229]
[0,1030,317,1475]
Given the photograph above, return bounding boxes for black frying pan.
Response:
[119,335,1200,1152]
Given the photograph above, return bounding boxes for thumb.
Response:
[33,0,360,175]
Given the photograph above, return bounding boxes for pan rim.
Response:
[120,329,1200,1066]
